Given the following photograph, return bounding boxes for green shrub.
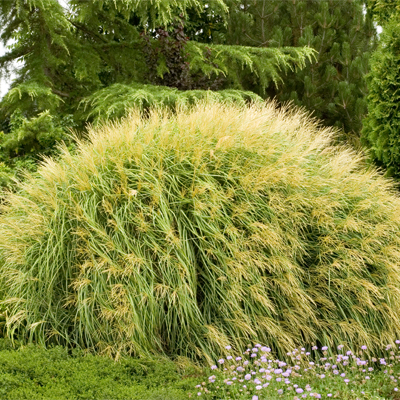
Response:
[81,83,263,125]
[0,110,76,191]
[1,102,400,362]
[361,7,400,178]
[0,340,202,400]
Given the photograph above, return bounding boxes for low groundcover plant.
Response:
[195,343,400,400]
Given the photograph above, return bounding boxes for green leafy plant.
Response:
[1,102,400,362]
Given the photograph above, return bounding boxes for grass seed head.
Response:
[1,101,400,360]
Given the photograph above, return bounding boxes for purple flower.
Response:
[361,345,367,350]
[227,356,232,360]
[218,359,224,364]
[279,362,287,367]
[344,379,350,384]
[235,356,242,361]
[256,385,262,390]
[274,369,283,374]
[252,396,259,400]
[245,374,251,380]
[211,365,217,370]
[296,388,304,394]
[225,345,232,350]
[278,389,283,394]
[321,346,328,351]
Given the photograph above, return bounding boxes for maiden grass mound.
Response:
[1,102,400,362]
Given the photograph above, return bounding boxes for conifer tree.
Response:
[0,0,315,184]
[361,0,400,177]
[193,0,377,140]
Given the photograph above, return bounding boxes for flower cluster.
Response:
[193,342,400,399]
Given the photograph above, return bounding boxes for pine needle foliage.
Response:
[81,83,263,124]
[0,0,315,184]
[193,0,377,138]
[1,102,400,362]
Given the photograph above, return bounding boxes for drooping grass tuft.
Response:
[1,101,400,362]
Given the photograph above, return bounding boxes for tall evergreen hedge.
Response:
[362,1,400,178]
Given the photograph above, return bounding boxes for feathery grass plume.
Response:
[1,101,400,362]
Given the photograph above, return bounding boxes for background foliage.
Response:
[189,0,377,141]
[361,0,400,178]
[0,0,314,187]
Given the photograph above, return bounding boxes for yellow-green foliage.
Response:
[1,102,400,362]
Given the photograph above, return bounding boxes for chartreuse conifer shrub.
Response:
[1,102,400,362]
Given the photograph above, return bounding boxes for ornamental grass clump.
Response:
[1,101,400,361]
